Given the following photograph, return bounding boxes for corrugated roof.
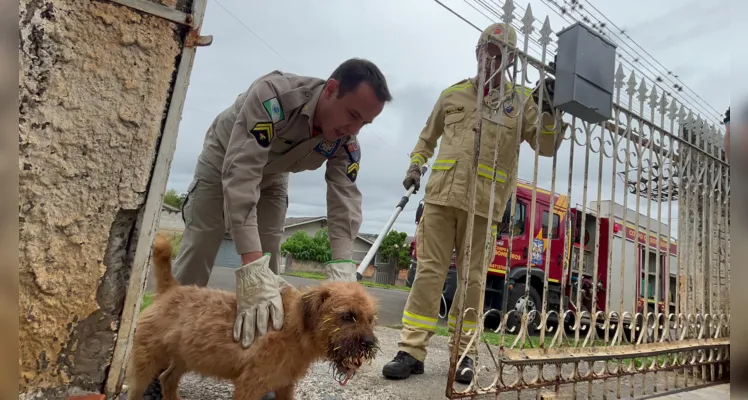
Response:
[284,216,326,228]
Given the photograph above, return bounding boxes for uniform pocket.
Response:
[443,109,466,144]
[181,179,199,225]
[425,159,457,202]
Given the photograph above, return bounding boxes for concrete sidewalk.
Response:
[648,383,729,399]
[174,326,727,400]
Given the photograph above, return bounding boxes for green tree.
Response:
[379,230,411,269]
[280,228,332,263]
[163,188,186,209]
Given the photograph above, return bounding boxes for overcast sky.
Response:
[166,0,730,238]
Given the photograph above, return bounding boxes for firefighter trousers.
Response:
[172,161,289,287]
[398,202,497,362]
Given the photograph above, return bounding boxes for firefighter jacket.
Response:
[409,77,565,222]
[197,70,363,260]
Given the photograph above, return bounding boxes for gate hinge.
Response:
[185,29,213,47]
[101,0,213,47]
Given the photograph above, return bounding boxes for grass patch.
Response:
[430,326,671,368]
[140,292,154,313]
[430,325,610,349]
[282,271,410,292]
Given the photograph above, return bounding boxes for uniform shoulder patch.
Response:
[313,138,342,158]
[262,97,285,123]
[249,122,274,148]
[346,162,360,182]
[441,78,472,98]
[343,138,361,163]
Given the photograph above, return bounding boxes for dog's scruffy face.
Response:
[301,282,379,384]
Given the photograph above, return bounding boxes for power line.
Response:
[442,0,724,127]
[212,0,301,71]
[208,0,394,150]
[580,0,723,120]
[550,0,723,125]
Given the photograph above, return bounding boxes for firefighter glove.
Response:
[532,77,556,114]
[403,163,423,192]
[233,254,285,349]
[325,259,357,282]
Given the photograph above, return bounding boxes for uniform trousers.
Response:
[173,160,289,286]
[398,202,497,362]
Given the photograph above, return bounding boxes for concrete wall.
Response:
[18,0,182,396]
[351,237,371,263]
[285,257,326,274]
[159,205,184,234]
[280,220,327,244]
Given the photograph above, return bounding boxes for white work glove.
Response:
[233,254,285,348]
[325,259,357,282]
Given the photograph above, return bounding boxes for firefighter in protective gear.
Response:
[143,59,392,400]
[383,22,565,383]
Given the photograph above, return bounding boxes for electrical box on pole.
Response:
[553,22,617,124]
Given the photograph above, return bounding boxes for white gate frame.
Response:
[102,0,211,396]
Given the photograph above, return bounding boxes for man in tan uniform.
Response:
[144,58,392,400]
[382,23,564,383]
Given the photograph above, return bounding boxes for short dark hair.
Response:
[329,58,393,103]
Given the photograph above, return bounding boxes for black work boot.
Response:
[454,356,475,384]
[382,351,425,379]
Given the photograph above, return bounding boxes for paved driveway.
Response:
[145,266,410,327]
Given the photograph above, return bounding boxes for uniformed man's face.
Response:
[317,80,385,141]
[479,43,513,89]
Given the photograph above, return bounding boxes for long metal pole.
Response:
[356,165,429,281]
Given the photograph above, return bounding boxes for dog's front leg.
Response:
[159,363,185,400]
[274,385,295,400]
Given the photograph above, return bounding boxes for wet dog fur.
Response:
[125,233,379,400]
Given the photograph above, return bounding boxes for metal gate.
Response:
[446,1,729,398]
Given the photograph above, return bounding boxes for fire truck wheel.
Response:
[505,283,542,335]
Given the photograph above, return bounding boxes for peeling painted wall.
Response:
[19,0,182,396]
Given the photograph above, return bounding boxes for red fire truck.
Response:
[407,179,678,334]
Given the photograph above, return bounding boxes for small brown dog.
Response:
[125,233,379,400]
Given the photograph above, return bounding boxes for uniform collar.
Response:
[301,84,326,136]
[469,75,512,97]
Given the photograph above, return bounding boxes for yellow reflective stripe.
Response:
[402,311,437,331]
[491,224,498,237]
[477,164,507,182]
[447,315,477,328]
[411,154,427,165]
[432,159,456,171]
[442,82,473,96]
[403,311,437,323]
[402,317,437,331]
[541,124,556,135]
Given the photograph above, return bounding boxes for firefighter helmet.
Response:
[478,22,518,49]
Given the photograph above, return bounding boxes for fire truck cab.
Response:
[407,179,679,335]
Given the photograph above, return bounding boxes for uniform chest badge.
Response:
[503,101,514,114]
[313,139,341,158]
[344,141,361,163]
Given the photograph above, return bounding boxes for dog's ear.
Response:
[301,286,330,331]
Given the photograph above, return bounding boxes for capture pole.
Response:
[355,164,429,281]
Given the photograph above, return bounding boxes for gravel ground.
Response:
[172,326,724,400]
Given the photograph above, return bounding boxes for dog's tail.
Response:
[152,232,178,294]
